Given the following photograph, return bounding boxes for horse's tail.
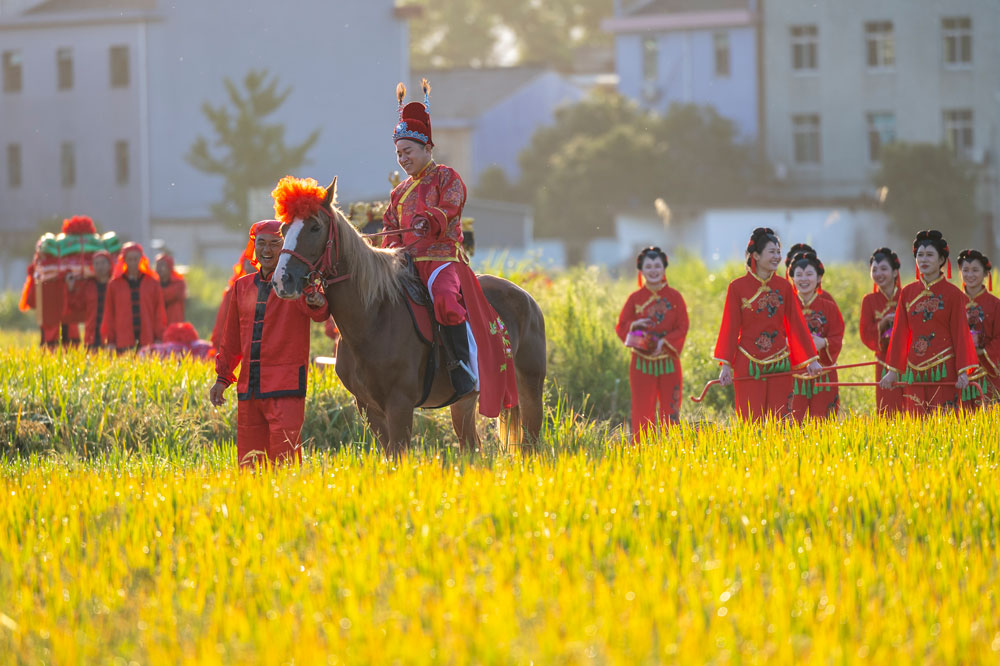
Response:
[498,405,522,451]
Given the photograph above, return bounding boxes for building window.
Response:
[7,143,22,188]
[865,21,895,69]
[61,142,75,188]
[713,32,730,77]
[57,48,73,91]
[942,17,972,66]
[115,140,129,185]
[792,114,821,164]
[3,50,22,93]
[110,45,129,88]
[866,112,896,162]
[943,109,974,160]
[790,25,818,71]
[642,36,658,83]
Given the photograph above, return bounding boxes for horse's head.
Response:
[273,177,337,300]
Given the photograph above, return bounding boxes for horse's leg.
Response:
[355,397,389,450]
[450,394,480,452]
[513,313,547,449]
[384,398,415,459]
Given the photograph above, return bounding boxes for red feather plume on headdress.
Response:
[62,215,96,235]
[271,176,328,224]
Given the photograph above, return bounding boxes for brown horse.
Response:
[272,178,546,456]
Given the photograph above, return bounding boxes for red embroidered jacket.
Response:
[101,274,167,349]
[965,288,1000,377]
[800,291,844,367]
[215,271,329,400]
[860,287,900,363]
[886,275,978,375]
[713,270,818,369]
[381,162,467,262]
[615,283,689,359]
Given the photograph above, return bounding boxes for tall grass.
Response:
[1,412,998,663]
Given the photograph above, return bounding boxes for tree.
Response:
[487,92,765,264]
[874,142,978,248]
[405,0,613,69]
[186,70,321,230]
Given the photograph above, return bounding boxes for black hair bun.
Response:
[870,247,901,270]
[785,243,816,267]
[636,246,668,270]
[789,250,825,278]
[745,227,781,266]
[913,229,949,258]
[958,249,993,272]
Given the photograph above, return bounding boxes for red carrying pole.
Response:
[690,361,879,403]
[814,381,983,397]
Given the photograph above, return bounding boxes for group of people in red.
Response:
[618,226,999,440]
[19,215,199,356]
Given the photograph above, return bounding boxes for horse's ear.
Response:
[323,177,337,207]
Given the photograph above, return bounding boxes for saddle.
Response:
[398,255,463,409]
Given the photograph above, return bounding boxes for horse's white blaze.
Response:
[273,218,304,296]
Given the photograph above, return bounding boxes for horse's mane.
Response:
[327,204,403,308]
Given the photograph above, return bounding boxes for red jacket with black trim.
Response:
[101,274,167,349]
[215,271,329,400]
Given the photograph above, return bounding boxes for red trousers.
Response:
[790,372,839,421]
[873,364,904,415]
[236,396,305,469]
[40,323,81,347]
[732,355,794,421]
[418,262,466,326]
[898,358,962,415]
[629,355,681,441]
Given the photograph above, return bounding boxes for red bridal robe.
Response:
[859,286,904,414]
[713,270,818,420]
[381,161,517,418]
[962,288,1000,407]
[101,273,167,351]
[885,275,979,414]
[790,291,844,420]
[615,282,689,439]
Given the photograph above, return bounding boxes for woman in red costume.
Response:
[957,249,1000,407]
[155,252,187,324]
[788,251,844,420]
[615,246,689,440]
[101,242,167,352]
[714,227,821,420]
[859,247,904,413]
[880,230,978,414]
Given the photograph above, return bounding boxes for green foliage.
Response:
[186,70,321,230]
[493,93,763,263]
[406,0,613,69]
[873,142,979,248]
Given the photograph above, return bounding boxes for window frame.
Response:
[57,47,74,91]
[792,113,822,165]
[713,31,731,78]
[942,16,973,68]
[866,111,896,163]
[943,108,975,160]
[864,21,895,71]
[115,140,130,186]
[7,143,22,189]
[3,50,23,93]
[790,24,818,73]
[61,142,76,188]
[109,45,130,88]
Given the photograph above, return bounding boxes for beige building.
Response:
[761,0,999,241]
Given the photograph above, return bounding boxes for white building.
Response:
[0,0,415,268]
[760,0,1000,244]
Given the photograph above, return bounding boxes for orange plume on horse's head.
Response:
[271,176,334,224]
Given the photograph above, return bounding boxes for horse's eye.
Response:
[311,223,321,233]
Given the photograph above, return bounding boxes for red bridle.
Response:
[278,207,351,290]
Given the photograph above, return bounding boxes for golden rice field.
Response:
[1,263,998,664]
